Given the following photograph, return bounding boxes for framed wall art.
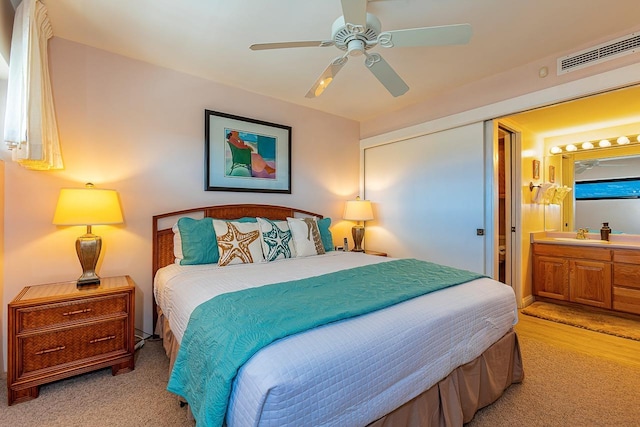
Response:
[532,159,540,180]
[205,110,291,193]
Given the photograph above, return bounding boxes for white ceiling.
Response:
[37,0,640,122]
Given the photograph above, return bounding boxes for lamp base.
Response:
[351,225,365,252]
[77,274,101,287]
[76,233,102,287]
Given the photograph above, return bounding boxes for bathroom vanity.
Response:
[532,233,640,315]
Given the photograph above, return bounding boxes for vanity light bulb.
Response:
[565,144,578,152]
[550,146,562,154]
[637,135,640,143]
[617,136,630,145]
[581,142,594,149]
[598,139,611,147]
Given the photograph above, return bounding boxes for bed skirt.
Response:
[157,310,523,427]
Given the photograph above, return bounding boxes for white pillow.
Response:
[172,222,183,264]
[287,217,326,257]
[213,219,264,266]
[257,217,297,262]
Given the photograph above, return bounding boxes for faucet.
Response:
[576,228,588,239]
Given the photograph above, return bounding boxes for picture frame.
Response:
[205,110,291,193]
[532,159,540,180]
[549,165,555,183]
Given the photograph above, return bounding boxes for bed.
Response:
[152,204,523,427]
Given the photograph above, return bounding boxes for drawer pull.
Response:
[62,308,92,316]
[35,345,66,355]
[90,335,116,344]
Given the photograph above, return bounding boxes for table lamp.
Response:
[53,183,123,286]
[343,196,374,252]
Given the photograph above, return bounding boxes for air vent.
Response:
[557,32,640,75]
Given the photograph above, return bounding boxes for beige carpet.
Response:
[522,301,640,341]
[2,327,640,426]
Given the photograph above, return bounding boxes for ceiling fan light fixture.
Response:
[347,39,365,56]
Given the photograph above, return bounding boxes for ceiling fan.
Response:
[249,0,472,98]
[575,159,629,174]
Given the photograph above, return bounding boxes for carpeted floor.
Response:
[2,325,640,426]
[0,339,194,427]
[522,301,640,341]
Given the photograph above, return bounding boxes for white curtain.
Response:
[4,0,62,170]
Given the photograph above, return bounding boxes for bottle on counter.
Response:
[600,222,611,241]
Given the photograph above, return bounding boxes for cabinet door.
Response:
[570,260,612,309]
[534,255,569,300]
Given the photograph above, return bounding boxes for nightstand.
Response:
[7,275,135,405]
[364,250,388,257]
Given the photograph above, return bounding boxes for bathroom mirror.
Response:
[544,146,640,234]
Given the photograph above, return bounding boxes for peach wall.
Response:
[1,38,360,369]
[361,24,640,139]
[0,78,6,373]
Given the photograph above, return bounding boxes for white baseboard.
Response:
[520,295,536,309]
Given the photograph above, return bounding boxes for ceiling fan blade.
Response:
[364,53,408,97]
[380,24,472,48]
[341,0,368,28]
[250,41,333,51]
[305,56,349,98]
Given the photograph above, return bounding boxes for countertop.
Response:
[531,231,640,250]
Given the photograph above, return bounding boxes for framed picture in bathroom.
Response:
[549,165,555,183]
[532,159,540,179]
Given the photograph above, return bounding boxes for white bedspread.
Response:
[154,252,517,427]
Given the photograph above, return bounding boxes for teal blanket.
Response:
[167,258,484,426]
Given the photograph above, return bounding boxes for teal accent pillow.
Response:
[176,217,219,265]
[317,217,334,252]
[235,217,258,223]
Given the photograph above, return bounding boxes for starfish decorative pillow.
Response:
[213,220,264,266]
[287,217,326,257]
[257,217,297,262]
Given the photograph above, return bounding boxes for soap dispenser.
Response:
[600,222,611,241]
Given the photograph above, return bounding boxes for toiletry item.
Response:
[343,237,348,252]
[600,222,611,241]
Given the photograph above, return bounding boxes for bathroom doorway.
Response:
[498,126,517,287]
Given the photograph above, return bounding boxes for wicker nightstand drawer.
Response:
[16,294,129,333]
[8,276,136,406]
[19,318,128,376]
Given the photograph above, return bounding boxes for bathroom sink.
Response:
[551,237,608,244]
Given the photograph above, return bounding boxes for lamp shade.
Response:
[53,187,123,225]
[343,197,374,221]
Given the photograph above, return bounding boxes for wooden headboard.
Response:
[152,204,323,331]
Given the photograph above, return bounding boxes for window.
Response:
[575,177,640,200]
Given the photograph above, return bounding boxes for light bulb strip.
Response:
[549,134,640,155]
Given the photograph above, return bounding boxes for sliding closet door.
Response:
[364,122,486,273]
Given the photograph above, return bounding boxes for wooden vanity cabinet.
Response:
[533,244,612,309]
[613,249,640,315]
[569,259,612,308]
[533,253,569,301]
